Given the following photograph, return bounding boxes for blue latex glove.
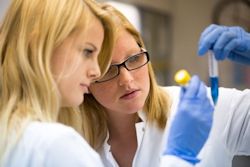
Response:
[164,76,214,165]
[198,24,250,65]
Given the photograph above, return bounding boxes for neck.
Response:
[106,111,141,167]
[106,112,140,140]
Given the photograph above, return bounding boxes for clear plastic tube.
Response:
[208,51,219,105]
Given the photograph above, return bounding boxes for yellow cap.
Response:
[174,69,191,86]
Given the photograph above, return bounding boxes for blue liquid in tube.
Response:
[208,51,219,105]
[210,77,218,105]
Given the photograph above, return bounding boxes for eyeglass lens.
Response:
[97,51,149,82]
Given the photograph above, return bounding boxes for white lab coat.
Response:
[3,122,104,167]
[2,116,191,167]
[99,86,250,167]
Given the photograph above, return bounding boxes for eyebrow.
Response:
[111,49,141,65]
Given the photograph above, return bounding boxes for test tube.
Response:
[208,51,219,105]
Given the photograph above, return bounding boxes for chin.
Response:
[62,97,84,108]
[126,105,144,114]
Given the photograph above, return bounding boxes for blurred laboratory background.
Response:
[0,0,250,166]
[96,0,250,90]
[1,0,249,88]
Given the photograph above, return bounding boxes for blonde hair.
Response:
[58,0,115,135]
[0,0,114,161]
[81,3,171,150]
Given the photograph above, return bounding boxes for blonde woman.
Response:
[82,3,214,167]
[0,0,115,166]
[82,4,250,167]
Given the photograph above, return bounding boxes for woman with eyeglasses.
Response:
[80,3,214,167]
[80,3,250,167]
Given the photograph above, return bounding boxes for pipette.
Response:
[208,51,219,105]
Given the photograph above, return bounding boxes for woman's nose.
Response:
[118,67,133,86]
[88,61,101,80]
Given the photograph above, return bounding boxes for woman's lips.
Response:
[120,90,139,100]
[80,83,89,94]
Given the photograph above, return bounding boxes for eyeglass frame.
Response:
[95,48,150,83]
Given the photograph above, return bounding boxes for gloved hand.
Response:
[198,24,250,65]
[163,76,214,165]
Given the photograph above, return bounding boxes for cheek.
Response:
[51,46,69,76]
[51,50,80,79]
[51,54,63,76]
[58,76,83,107]
[135,67,150,98]
[57,79,72,106]
[137,66,150,85]
[90,84,115,105]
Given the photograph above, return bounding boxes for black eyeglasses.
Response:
[95,49,150,83]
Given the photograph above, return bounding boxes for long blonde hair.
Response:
[0,0,114,161]
[58,0,115,135]
[81,3,171,150]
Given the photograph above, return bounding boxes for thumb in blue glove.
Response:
[198,24,250,65]
[163,76,214,165]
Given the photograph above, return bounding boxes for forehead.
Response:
[72,15,104,47]
[116,30,138,50]
[112,30,140,62]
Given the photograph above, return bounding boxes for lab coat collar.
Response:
[102,110,148,166]
[137,110,147,123]
[103,110,147,145]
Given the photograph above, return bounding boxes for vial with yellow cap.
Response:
[174,69,191,86]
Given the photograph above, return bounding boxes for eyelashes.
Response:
[83,48,94,58]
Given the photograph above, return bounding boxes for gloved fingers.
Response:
[221,38,242,58]
[200,100,214,125]
[224,37,250,64]
[179,87,185,100]
[198,26,227,56]
[233,39,249,53]
[228,52,250,65]
[228,26,245,39]
[199,24,218,40]
[213,31,237,60]
[183,75,201,98]
[196,81,207,99]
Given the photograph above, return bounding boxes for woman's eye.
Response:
[83,48,94,57]
[128,55,139,63]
